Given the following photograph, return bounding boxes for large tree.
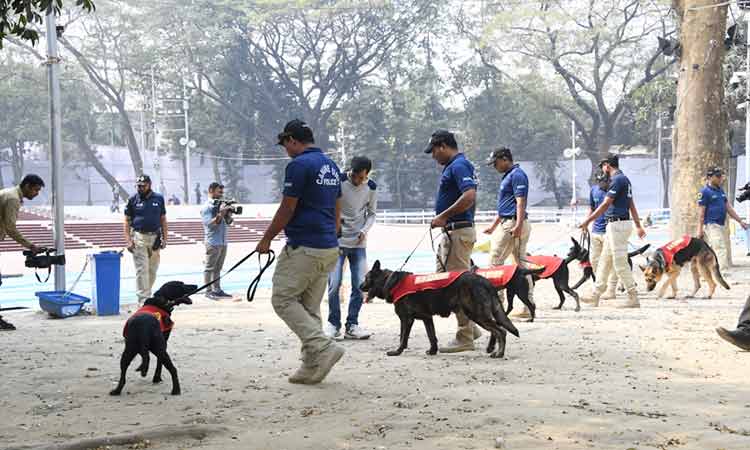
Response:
[460,0,676,179]
[0,0,94,48]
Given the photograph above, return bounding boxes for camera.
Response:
[23,248,66,269]
[737,182,750,203]
[213,198,243,215]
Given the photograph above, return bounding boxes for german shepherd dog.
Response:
[640,237,729,299]
[569,238,651,290]
[110,281,196,396]
[360,261,519,358]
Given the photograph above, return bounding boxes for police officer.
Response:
[424,130,480,353]
[0,174,45,330]
[256,119,344,385]
[483,147,534,318]
[580,154,646,308]
[697,167,747,269]
[586,170,618,300]
[124,175,167,304]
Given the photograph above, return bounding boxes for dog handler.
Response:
[0,174,45,331]
[580,154,646,308]
[424,130,480,353]
[256,119,344,384]
[124,175,167,305]
[697,167,747,270]
[483,147,534,318]
[586,170,618,299]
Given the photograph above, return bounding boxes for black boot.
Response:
[716,327,750,351]
[0,315,16,331]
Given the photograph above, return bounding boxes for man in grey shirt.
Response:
[201,182,234,300]
[324,156,377,340]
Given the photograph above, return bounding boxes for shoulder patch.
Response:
[367,179,377,190]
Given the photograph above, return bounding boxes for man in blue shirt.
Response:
[483,147,534,317]
[201,182,234,300]
[697,167,747,269]
[256,119,344,385]
[424,129,479,353]
[580,154,646,308]
[587,170,618,299]
[124,175,168,304]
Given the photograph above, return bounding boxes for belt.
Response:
[499,215,516,221]
[444,221,474,231]
[606,216,630,223]
[134,230,159,235]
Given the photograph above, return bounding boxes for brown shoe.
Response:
[309,344,345,384]
[716,327,750,351]
[288,364,317,384]
[601,290,617,300]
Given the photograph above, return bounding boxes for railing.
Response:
[377,208,672,226]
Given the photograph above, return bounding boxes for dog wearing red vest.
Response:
[472,263,544,321]
[110,281,196,396]
[639,235,729,299]
[360,261,519,358]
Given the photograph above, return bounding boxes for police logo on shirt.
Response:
[697,192,703,201]
[316,164,340,186]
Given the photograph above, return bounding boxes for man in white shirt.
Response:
[324,156,377,340]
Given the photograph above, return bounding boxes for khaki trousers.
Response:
[594,221,636,295]
[704,223,729,270]
[204,244,228,292]
[590,232,618,292]
[271,245,340,366]
[132,231,160,303]
[489,218,534,305]
[436,227,476,343]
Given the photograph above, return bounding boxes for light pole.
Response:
[563,121,582,227]
[180,82,196,204]
[45,9,66,291]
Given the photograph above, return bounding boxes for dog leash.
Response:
[397,228,431,272]
[188,249,275,302]
[431,227,451,273]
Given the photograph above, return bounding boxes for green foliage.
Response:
[0,0,95,49]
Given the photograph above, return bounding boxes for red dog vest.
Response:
[660,235,692,267]
[390,271,466,303]
[474,265,518,289]
[525,255,562,279]
[123,304,173,337]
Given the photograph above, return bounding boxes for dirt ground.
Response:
[2,225,750,450]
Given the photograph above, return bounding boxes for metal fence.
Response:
[376,208,672,226]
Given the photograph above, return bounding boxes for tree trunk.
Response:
[10,140,23,184]
[71,127,129,201]
[117,105,144,176]
[670,0,728,238]
[212,155,221,183]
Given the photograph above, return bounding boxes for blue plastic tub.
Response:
[36,291,90,318]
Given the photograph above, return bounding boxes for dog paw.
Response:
[171,390,181,396]
[109,389,122,396]
[552,306,562,310]
[152,377,163,384]
[386,350,403,356]
[490,351,505,359]
[525,318,534,323]
[665,295,676,300]
[574,306,581,312]
[426,348,438,355]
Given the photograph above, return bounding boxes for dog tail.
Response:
[472,278,519,338]
[706,244,730,290]
[570,267,593,290]
[628,244,651,258]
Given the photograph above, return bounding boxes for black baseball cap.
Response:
[598,153,619,168]
[595,170,609,182]
[136,174,151,185]
[423,130,457,153]
[486,147,513,165]
[277,119,314,145]
[706,166,724,177]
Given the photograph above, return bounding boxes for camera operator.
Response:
[201,182,234,300]
[697,167,747,269]
[0,174,45,330]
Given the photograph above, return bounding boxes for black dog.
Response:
[360,261,519,358]
[569,238,650,290]
[110,281,196,396]
[471,262,544,321]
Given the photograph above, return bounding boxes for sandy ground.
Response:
[2,224,750,450]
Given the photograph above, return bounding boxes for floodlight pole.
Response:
[46,9,66,291]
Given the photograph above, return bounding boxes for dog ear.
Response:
[639,264,646,272]
[571,237,579,247]
[373,260,381,271]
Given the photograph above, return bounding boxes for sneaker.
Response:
[344,324,371,340]
[205,291,221,301]
[439,339,475,353]
[324,322,343,340]
[288,364,317,384]
[214,290,233,298]
[601,290,617,300]
[309,344,345,384]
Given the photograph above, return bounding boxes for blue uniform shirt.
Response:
[201,200,230,246]
[497,164,529,217]
[283,148,341,249]
[589,185,608,234]
[434,153,477,224]
[698,184,727,226]
[605,171,632,219]
[125,191,166,233]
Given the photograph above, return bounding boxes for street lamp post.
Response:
[563,121,582,227]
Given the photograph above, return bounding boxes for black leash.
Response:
[0,306,30,311]
[579,229,591,256]
[188,250,275,302]
[396,228,431,272]
[431,227,451,273]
